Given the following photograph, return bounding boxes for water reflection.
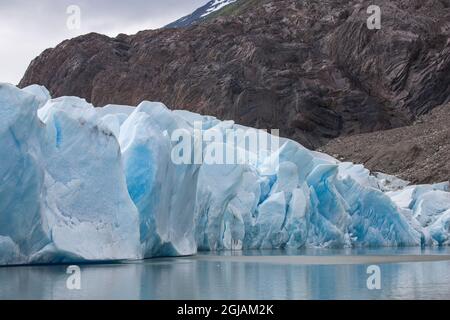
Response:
[1,249,450,300]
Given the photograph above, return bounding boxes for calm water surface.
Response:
[1,248,449,300]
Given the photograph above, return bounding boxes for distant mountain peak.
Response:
[165,0,238,28]
[200,0,237,17]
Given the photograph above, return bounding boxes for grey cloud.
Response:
[0,0,208,84]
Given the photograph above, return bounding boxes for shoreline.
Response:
[185,254,450,265]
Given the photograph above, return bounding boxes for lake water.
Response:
[1,247,450,300]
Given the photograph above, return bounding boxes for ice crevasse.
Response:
[0,83,449,265]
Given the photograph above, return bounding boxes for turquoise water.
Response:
[1,248,449,300]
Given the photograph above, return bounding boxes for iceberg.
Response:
[0,83,449,265]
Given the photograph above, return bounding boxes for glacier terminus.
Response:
[0,83,449,265]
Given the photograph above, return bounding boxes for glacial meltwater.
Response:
[1,248,450,300]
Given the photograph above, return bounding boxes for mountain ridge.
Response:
[165,0,239,28]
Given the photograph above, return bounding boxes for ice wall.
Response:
[0,84,449,265]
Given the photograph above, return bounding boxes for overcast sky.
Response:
[0,0,208,85]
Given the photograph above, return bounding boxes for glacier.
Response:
[0,83,449,265]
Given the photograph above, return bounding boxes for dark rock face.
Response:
[20,0,450,150]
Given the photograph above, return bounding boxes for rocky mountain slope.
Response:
[19,0,450,181]
[321,103,450,184]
